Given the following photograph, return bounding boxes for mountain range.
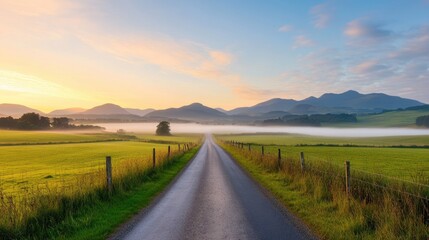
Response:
[0,90,426,122]
[229,90,424,116]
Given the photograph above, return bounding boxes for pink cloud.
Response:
[293,35,314,48]
[310,3,332,29]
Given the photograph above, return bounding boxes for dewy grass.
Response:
[0,134,201,239]
[217,139,429,240]
[33,147,199,240]
[217,134,429,180]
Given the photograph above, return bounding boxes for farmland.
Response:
[0,130,201,239]
[216,133,429,239]
[324,108,429,128]
[218,134,429,180]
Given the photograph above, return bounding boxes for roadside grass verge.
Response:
[217,134,429,180]
[0,144,200,239]
[218,140,429,239]
[219,133,429,147]
[0,130,134,145]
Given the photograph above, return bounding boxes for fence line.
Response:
[0,143,197,199]
[224,140,429,201]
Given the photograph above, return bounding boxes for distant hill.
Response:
[49,108,86,116]
[324,105,429,127]
[229,98,297,116]
[125,108,155,117]
[145,103,227,121]
[80,103,130,115]
[288,104,335,115]
[228,90,425,115]
[215,108,229,114]
[70,103,140,120]
[0,104,44,117]
[301,90,423,110]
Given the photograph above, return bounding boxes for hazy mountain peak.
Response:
[0,103,44,117]
[125,108,155,117]
[184,103,205,109]
[49,108,86,116]
[81,103,130,115]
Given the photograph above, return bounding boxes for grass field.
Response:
[219,133,429,146]
[0,141,178,195]
[324,109,429,127]
[217,134,429,239]
[218,134,429,180]
[0,130,132,145]
[134,133,202,144]
[0,130,202,238]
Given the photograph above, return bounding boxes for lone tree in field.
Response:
[156,121,171,136]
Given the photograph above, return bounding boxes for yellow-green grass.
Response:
[218,133,429,147]
[219,142,428,239]
[0,141,182,195]
[0,130,128,145]
[324,109,429,128]
[1,146,200,239]
[217,134,429,181]
[134,133,202,144]
[0,130,202,238]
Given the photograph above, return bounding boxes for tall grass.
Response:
[0,142,198,239]
[220,140,429,239]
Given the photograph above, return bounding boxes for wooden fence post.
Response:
[241,143,244,149]
[152,148,156,169]
[345,161,351,198]
[300,152,305,172]
[248,144,251,151]
[106,156,112,195]
[168,145,171,159]
[277,149,281,170]
[262,145,264,156]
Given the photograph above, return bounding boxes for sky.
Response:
[0,0,428,112]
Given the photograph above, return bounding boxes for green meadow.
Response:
[0,130,201,238]
[218,134,429,180]
[324,109,429,127]
[217,134,429,239]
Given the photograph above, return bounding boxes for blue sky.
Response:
[0,0,428,111]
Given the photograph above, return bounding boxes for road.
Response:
[112,135,315,240]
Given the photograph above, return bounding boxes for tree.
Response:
[0,116,17,129]
[52,117,70,129]
[156,121,171,136]
[17,113,50,130]
[416,115,429,127]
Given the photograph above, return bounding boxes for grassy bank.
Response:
[217,137,429,239]
[0,146,199,240]
[219,134,429,180]
[0,130,201,239]
[323,109,429,128]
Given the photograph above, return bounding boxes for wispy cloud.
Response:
[351,60,387,74]
[344,19,393,46]
[293,35,314,48]
[310,3,332,29]
[278,24,293,32]
[0,69,85,99]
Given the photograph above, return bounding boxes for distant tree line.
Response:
[0,113,103,130]
[262,113,357,126]
[416,115,429,127]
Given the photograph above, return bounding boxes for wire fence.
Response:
[0,142,197,230]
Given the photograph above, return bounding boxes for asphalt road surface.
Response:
[112,135,315,240]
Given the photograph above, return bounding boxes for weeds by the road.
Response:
[0,142,198,239]
[219,140,429,239]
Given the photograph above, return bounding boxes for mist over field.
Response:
[99,122,429,137]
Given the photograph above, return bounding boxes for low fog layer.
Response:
[98,123,429,138]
